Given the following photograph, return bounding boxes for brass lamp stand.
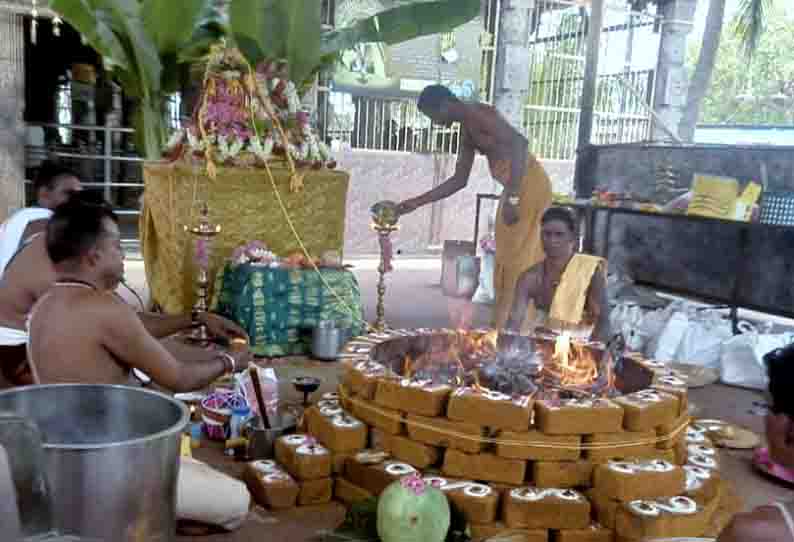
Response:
[185,202,221,344]
[370,201,400,332]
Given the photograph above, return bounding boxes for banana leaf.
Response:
[320,0,481,56]
[47,0,131,71]
[178,3,230,63]
[98,0,161,100]
[142,0,205,55]
[229,0,321,85]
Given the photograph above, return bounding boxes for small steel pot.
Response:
[312,321,345,361]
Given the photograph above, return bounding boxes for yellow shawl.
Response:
[549,253,605,325]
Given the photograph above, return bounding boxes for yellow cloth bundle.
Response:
[549,253,605,325]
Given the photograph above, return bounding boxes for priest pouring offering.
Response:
[395,85,552,328]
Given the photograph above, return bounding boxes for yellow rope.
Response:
[239,58,369,330]
[339,385,690,451]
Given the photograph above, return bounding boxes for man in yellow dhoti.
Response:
[396,85,552,327]
[505,207,611,342]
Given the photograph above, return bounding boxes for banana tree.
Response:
[47,0,226,159]
[49,0,480,158]
[229,0,482,94]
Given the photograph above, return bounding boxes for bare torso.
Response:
[0,235,54,330]
[507,258,610,340]
[27,286,132,385]
[463,103,530,187]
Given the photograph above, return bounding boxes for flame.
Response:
[404,355,414,380]
[472,369,485,393]
[546,332,600,387]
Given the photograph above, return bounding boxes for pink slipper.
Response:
[754,447,794,484]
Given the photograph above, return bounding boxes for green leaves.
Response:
[143,0,205,55]
[320,0,481,56]
[48,0,131,71]
[280,2,322,87]
[229,0,279,67]
[230,0,321,86]
[732,0,773,58]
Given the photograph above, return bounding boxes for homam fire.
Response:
[343,328,649,402]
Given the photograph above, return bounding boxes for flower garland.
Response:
[164,46,336,178]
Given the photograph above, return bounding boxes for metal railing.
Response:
[523,0,661,161]
[323,93,462,154]
[25,122,144,217]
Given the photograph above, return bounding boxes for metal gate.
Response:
[523,0,661,161]
[317,0,500,155]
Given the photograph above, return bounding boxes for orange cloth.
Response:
[493,154,553,329]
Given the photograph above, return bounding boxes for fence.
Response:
[523,0,661,160]
[25,122,144,220]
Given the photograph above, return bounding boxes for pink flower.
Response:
[400,473,426,496]
[195,238,210,269]
[479,233,496,253]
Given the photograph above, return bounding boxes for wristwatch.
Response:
[507,195,520,206]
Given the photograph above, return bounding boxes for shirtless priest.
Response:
[25,195,250,390]
[395,85,552,329]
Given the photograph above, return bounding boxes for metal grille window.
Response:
[55,77,72,145]
[523,0,660,161]
[166,93,182,131]
[324,92,461,154]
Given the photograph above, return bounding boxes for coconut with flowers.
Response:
[377,473,450,542]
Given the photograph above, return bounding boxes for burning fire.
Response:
[398,329,610,397]
[545,332,599,387]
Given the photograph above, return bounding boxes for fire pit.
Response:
[323,328,733,540]
[341,328,652,401]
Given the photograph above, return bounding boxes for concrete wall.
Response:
[0,12,25,221]
[581,143,794,317]
[336,149,573,255]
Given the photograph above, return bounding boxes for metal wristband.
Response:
[507,195,520,206]
[218,352,236,374]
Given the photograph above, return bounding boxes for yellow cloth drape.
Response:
[549,253,606,325]
[493,154,553,329]
[140,162,350,314]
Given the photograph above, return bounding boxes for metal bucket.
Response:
[0,384,189,542]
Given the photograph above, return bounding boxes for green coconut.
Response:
[376,474,450,542]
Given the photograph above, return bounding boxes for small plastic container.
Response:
[229,405,251,440]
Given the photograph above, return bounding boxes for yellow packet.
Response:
[734,182,762,221]
[687,175,739,219]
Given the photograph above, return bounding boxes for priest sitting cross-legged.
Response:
[505,206,611,343]
[24,194,251,390]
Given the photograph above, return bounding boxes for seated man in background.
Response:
[718,343,794,541]
[26,195,250,390]
[0,161,82,278]
[505,206,610,342]
[0,163,83,385]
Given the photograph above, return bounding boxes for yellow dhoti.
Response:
[493,154,552,329]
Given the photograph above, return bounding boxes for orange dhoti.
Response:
[493,154,552,329]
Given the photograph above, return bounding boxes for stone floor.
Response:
[118,258,794,539]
